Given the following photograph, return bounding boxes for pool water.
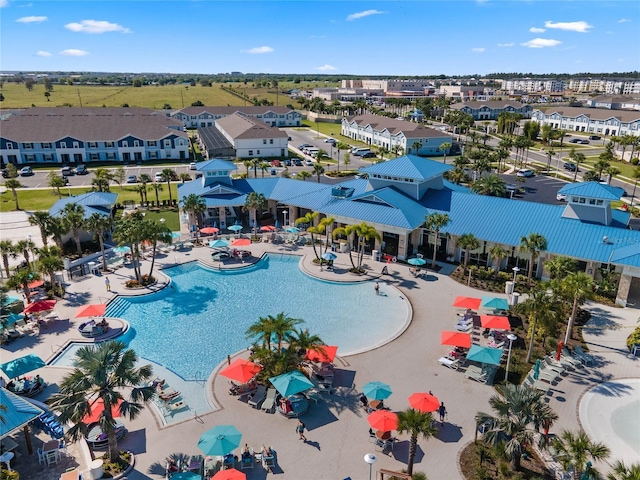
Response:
[103,254,409,381]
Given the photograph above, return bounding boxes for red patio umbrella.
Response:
[556,341,564,361]
[23,299,57,314]
[440,331,472,348]
[219,359,262,384]
[452,296,482,310]
[231,238,251,247]
[260,225,276,232]
[212,468,246,480]
[200,227,220,235]
[367,410,398,431]
[305,345,338,363]
[28,279,44,289]
[82,398,123,424]
[408,392,440,413]
[75,303,107,318]
[480,315,511,330]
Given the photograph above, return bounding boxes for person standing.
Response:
[374,282,380,295]
[438,402,447,424]
[296,420,307,441]
[105,277,111,292]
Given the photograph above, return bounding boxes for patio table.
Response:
[60,469,80,480]
[369,400,383,410]
[376,430,391,440]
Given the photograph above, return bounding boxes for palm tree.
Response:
[297,171,312,181]
[411,141,422,155]
[333,222,380,272]
[544,256,577,280]
[133,184,148,206]
[251,158,260,178]
[439,142,452,163]
[316,149,330,165]
[179,173,191,184]
[607,460,640,480]
[312,164,325,183]
[295,211,320,258]
[552,430,610,480]
[243,160,252,177]
[457,233,480,273]
[519,233,547,285]
[488,245,507,274]
[181,194,206,234]
[396,408,438,476]
[269,312,303,352]
[287,328,324,358]
[378,146,389,162]
[631,167,640,211]
[243,192,267,231]
[15,238,36,269]
[48,174,68,199]
[113,211,145,283]
[29,211,53,246]
[150,182,163,206]
[515,284,560,363]
[245,315,276,351]
[61,203,86,256]
[0,240,16,278]
[49,341,154,463]
[47,217,66,250]
[143,219,172,279]
[92,168,114,192]
[335,141,349,171]
[7,269,40,304]
[605,166,620,185]
[471,174,507,197]
[160,168,175,204]
[560,272,594,344]
[258,161,270,178]
[476,384,558,471]
[423,212,450,269]
[572,151,585,182]
[85,213,113,272]
[4,179,22,210]
[37,246,63,294]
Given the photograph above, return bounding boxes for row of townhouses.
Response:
[531,107,640,137]
[568,78,640,95]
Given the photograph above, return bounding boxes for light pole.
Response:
[504,333,518,383]
[282,209,288,227]
[27,235,36,270]
[364,453,377,480]
[512,266,520,284]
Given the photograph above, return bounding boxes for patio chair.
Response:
[542,356,567,374]
[261,388,277,413]
[248,385,267,408]
[533,367,560,384]
[438,357,460,370]
[561,347,583,368]
[261,449,275,472]
[158,388,181,401]
[523,374,550,394]
[573,346,595,366]
[240,448,254,470]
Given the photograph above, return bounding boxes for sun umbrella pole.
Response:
[23,425,33,454]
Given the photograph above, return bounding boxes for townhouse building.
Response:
[531,106,640,137]
[171,106,302,129]
[449,101,533,120]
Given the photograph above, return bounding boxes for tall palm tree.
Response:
[7,269,40,304]
[245,315,276,351]
[49,341,154,463]
[133,184,148,206]
[560,272,595,344]
[471,174,507,197]
[160,168,175,204]
[243,160,252,177]
[84,213,114,273]
[439,142,452,163]
[519,233,547,285]
[113,211,145,283]
[139,174,152,204]
[259,161,270,178]
[297,171,312,181]
[48,174,68,199]
[287,328,324,358]
[333,222,380,271]
[295,211,320,258]
[572,152,585,182]
[378,146,389,162]
[335,141,349,171]
[143,219,172,279]
[515,284,560,363]
[251,158,261,178]
[552,430,610,480]
[312,164,325,183]
[457,233,480,273]
[37,246,64,294]
[15,238,36,269]
[61,203,86,256]
[243,192,267,232]
[181,193,207,234]
[411,141,422,155]
[150,182,163,206]
[269,312,303,352]
[4,179,22,210]
[396,408,438,476]
[476,384,558,471]
[47,217,66,250]
[92,168,114,193]
[423,212,450,269]
[0,240,16,278]
[607,460,640,480]
[544,256,577,280]
[487,245,507,275]
[29,211,53,246]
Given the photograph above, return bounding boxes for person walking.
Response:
[296,420,307,441]
[105,277,111,292]
[438,402,447,424]
[374,282,380,295]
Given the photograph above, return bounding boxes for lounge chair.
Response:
[535,368,560,384]
[523,374,550,394]
[166,400,188,412]
[561,347,583,367]
[261,388,277,413]
[248,385,267,408]
[465,365,488,383]
[542,356,568,374]
[305,390,323,404]
[240,448,254,470]
[573,345,595,366]
[261,449,275,472]
[438,356,460,370]
[159,388,181,401]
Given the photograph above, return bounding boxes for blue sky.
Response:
[1,0,638,75]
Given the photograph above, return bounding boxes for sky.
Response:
[1,0,639,75]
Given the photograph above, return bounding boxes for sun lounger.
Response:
[465,365,488,383]
[561,347,583,367]
[438,356,460,370]
[542,356,568,374]
[523,374,550,394]
[240,448,254,470]
[573,345,595,366]
[167,400,188,412]
[535,368,560,384]
[261,388,277,413]
[261,449,275,472]
[159,388,181,401]
[248,385,267,408]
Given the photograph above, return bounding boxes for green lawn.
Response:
[143,209,180,231]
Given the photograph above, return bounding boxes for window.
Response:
[148,151,158,159]
[73,142,79,148]
[88,142,97,149]
[269,139,274,144]
[257,150,260,155]
[147,140,157,147]
[90,153,100,161]
[6,144,13,150]
[25,154,36,162]
[122,141,129,147]
[42,143,52,149]
[263,139,267,144]
[106,152,116,160]
[105,141,114,148]
[248,150,253,156]
[23,143,33,149]
[134,141,140,147]
[43,154,54,162]
[164,140,171,147]
[596,200,603,206]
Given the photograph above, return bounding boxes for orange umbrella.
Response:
[212,468,246,480]
[452,296,482,310]
[260,225,276,232]
[409,392,440,413]
[200,227,220,235]
[305,345,338,363]
[231,238,251,247]
[76,304,107,318]
[440,331,472,348]
[219,359,262,384]
[367,410,398,431]
[480,315,511,330]
[24,299,57,314]
[28,279,44,289]
[82,398,122,424]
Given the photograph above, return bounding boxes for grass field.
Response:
[0,81,335,109]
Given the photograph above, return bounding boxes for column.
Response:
[219,207,226,229]
[397,233,408,260]
[616,274,633,307]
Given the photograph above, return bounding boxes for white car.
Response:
[506,184,519,194]
[154,172,164,182]
[126,175,138,183]
[189,162,197,170]
[516,169,534,178]
[305,159,313,166]
[556,192,567,201]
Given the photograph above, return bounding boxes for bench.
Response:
[438,357,460,370]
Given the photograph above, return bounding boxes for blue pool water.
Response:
[101,254,409,381]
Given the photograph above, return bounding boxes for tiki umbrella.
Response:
[220,359,262,384]
[440,331,472,348]
[367,410,398,431]
[408,392,440,413]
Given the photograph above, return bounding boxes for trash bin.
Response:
[509,292,520,306]
[90,459,104,479]
[372,250,380,261]
[505,281,514,296]
[339,242,348,253]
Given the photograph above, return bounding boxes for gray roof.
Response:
[198,126,234,151]
[450,101,528,110]
[590,95,640,104]
[174,106,297,116]
[535,106,640,123]
[344,114,447,137]
[0,107,187,142]
[215,113,288,140]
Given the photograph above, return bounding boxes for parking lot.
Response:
[499,172,569,205]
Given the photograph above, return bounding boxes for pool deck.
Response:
[3,241,639,479]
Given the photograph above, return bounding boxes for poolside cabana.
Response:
[0,388,44,454]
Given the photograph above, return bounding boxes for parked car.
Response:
[270,169,277,176]
[298,144,312,150]
[19,166,33,176]
[577,139,590,145]
[287,136,292,141]
[75,165,88,175]
[516,169,534,178]
[324,138,336,145]
[293,159,303,166]
[564,162,577,172]
[271,160,281,167]
[556,192,568,201]
[154,172,164,182]
[1,169,9,178]
[305,159,314,166]
[284,159,292,167]
[189,162,198,170]
[127,175,138,183]
[589,135,601,140]
[60,166,75,177]
[361,152,377,158]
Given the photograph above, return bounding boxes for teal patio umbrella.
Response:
[0,388,44,439]
[481,296,509,311]
[407,257,427,266]
[0,354,46,379]
[170,232,182,240]
[209,239,230,248]
[285,227,300,233]
[197,425,242,456]
[228,224,243,232]
[1,313,25,326]
[466,345,503,366]
[362,381,393,400]
[169,473,201,480]
[113,245,131,254]
[533,359,541,380]
[269,371,314,397]
[321,252,337,261]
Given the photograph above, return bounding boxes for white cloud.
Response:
[521,38,561,48]
[0,0,8,7]
[346,9,385,21]
[316,64,336,71]
[65,19,131,34]
[242,46,274,54]
[529,27,546,33]
[497,42,514,47]
[618,18,631,23]
[36,51,51,57]
[16,15,47,23]
[544,20,592,33]
[60,49,89,56]
[471,47,485,53]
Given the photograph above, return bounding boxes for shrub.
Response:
[632,158,639,166]
[497,271,511,281]
[0,468,19,480]
[627,325,640,351]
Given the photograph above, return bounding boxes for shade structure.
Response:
[171,232,182,239]
[228,225,243,232]
[82,398,123,424]
[407,257,427,266]
[440,331,472,348]
[367,410,398,431]
[23,299,56,314]
[28,279,44,289]
[305,345,338,363]
[113,245,131,254]
[230,238,251,247]
[219,359,262,384]
[209,239,230,248]
[200,227,219,235]
[198,425,242,456]
[75,303,107,318]
[452,296,482,310]
[260,225,276,232]
[321,251,337,261]
[480,315,511,330]
[466,345,503,366]
[408,392,440,413]
[481,296,510,311]
[0,388,44,440]
[285,227,300,233]
[269,370,314,397]
[169,473,201,480]
[362,381,393,400]
[212,468,246,480]
[0,354,46,379]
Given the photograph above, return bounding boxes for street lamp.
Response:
[364,453,377,480]
[512,266,520,284]
[282,209,288,227]
[504,333,518,383]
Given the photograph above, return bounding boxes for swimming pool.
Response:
[102,254,409,382]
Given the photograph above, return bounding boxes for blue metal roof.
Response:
[0,388,44,436]
[558,182,623,200]
[360,154,453,181]
[49,192,117,219]
[609,243,640,267]
[196,159,237,171]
